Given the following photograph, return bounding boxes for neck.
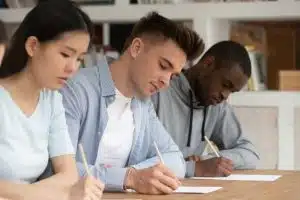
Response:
[183,67,197,91]
[183,64,207,105]
[109,54,134,98]
[0,66,41,101]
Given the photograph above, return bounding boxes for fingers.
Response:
[90,185,103,200]
[149,179,174,194]
[85,176,104,200]
[156,163,177,179]
[158,174,180,191]
[218,164,232,176]
[134,164,180,194]
[90,176,105,191]
[152,168,180,190]
[185,155,201,162]
[87,189,100,200]
[156,163,181,185]
[90,187,103,200]
[220,157,234,170]
[217,157,234,176]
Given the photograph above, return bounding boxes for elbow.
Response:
[236,154,260,170]
[176,155,186,178]
[245,155,260,169]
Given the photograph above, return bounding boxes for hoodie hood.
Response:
[171,72,204,110]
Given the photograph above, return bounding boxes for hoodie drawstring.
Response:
[187,90,207,147]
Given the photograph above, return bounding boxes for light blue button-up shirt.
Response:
[60,57,185,191]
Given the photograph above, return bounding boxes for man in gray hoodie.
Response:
[152,41,259,177]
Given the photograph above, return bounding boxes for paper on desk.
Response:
[126,186,222,194]
[175,186,222,193]
[191,174,281,181]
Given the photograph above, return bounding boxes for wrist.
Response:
[195,160,204,177]
[124,167,137,190]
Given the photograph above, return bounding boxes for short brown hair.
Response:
[123,12,204,62]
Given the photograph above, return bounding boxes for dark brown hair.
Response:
[0,0,94,78]
[123,12,204,62]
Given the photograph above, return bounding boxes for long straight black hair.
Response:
[0,0,94,78]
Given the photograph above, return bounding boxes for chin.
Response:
[45,84,64,91]
[135,90,149,99]
[139,92,150,99]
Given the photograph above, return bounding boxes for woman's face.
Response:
[26,31,90,90]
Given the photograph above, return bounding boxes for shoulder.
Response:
[68,66,100,91]
[208,101,235,117]
[40,89,62,102]
[39,90,64,113]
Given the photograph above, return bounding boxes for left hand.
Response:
[185,155,201,162]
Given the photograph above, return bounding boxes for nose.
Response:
[158,72,173,89]
[65,60,79,75]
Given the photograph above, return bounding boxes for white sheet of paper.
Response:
[126,186,222,194]
[191,174,281,181]
[175,186,222,194]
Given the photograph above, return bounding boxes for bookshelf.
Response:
[1,1,300,23]
[1,1,300,49]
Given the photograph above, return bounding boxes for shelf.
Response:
[1,1,300,23]
[228,91,300,106]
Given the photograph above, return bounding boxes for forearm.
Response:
[35,171,78,189]
[133,152,186,178]
[0,181,31,200]
[0,172,78,200]
[217,148,259,169]
[0,180,67,200]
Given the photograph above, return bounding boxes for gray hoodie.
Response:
[151,73,259,177]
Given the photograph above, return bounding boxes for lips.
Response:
[58,77,68,81]
[210,97,221,105]
[57,77,69,84]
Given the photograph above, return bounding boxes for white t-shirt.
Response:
[97,88,135,168]
[0,87,74,183]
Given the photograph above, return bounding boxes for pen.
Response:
[153,141,165,165]
[204,136,220,157]
[79,143,92,176]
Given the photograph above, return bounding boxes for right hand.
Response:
[69,176,104,200]
[195,157,233,177]
[124,163,181,195]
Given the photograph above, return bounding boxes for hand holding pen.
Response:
[68,144,105,200]
[123,141,181,194]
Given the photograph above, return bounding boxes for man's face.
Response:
[129,38,187,98]
[193,59,248,106]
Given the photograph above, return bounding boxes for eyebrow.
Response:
[64,46,87,55]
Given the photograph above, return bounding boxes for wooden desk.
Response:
[103,170,300,200]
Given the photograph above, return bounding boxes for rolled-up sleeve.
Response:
[133,102,186,178]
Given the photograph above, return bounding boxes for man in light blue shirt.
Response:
[60,12,204,194]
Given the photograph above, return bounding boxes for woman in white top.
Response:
[0,0,104,199]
